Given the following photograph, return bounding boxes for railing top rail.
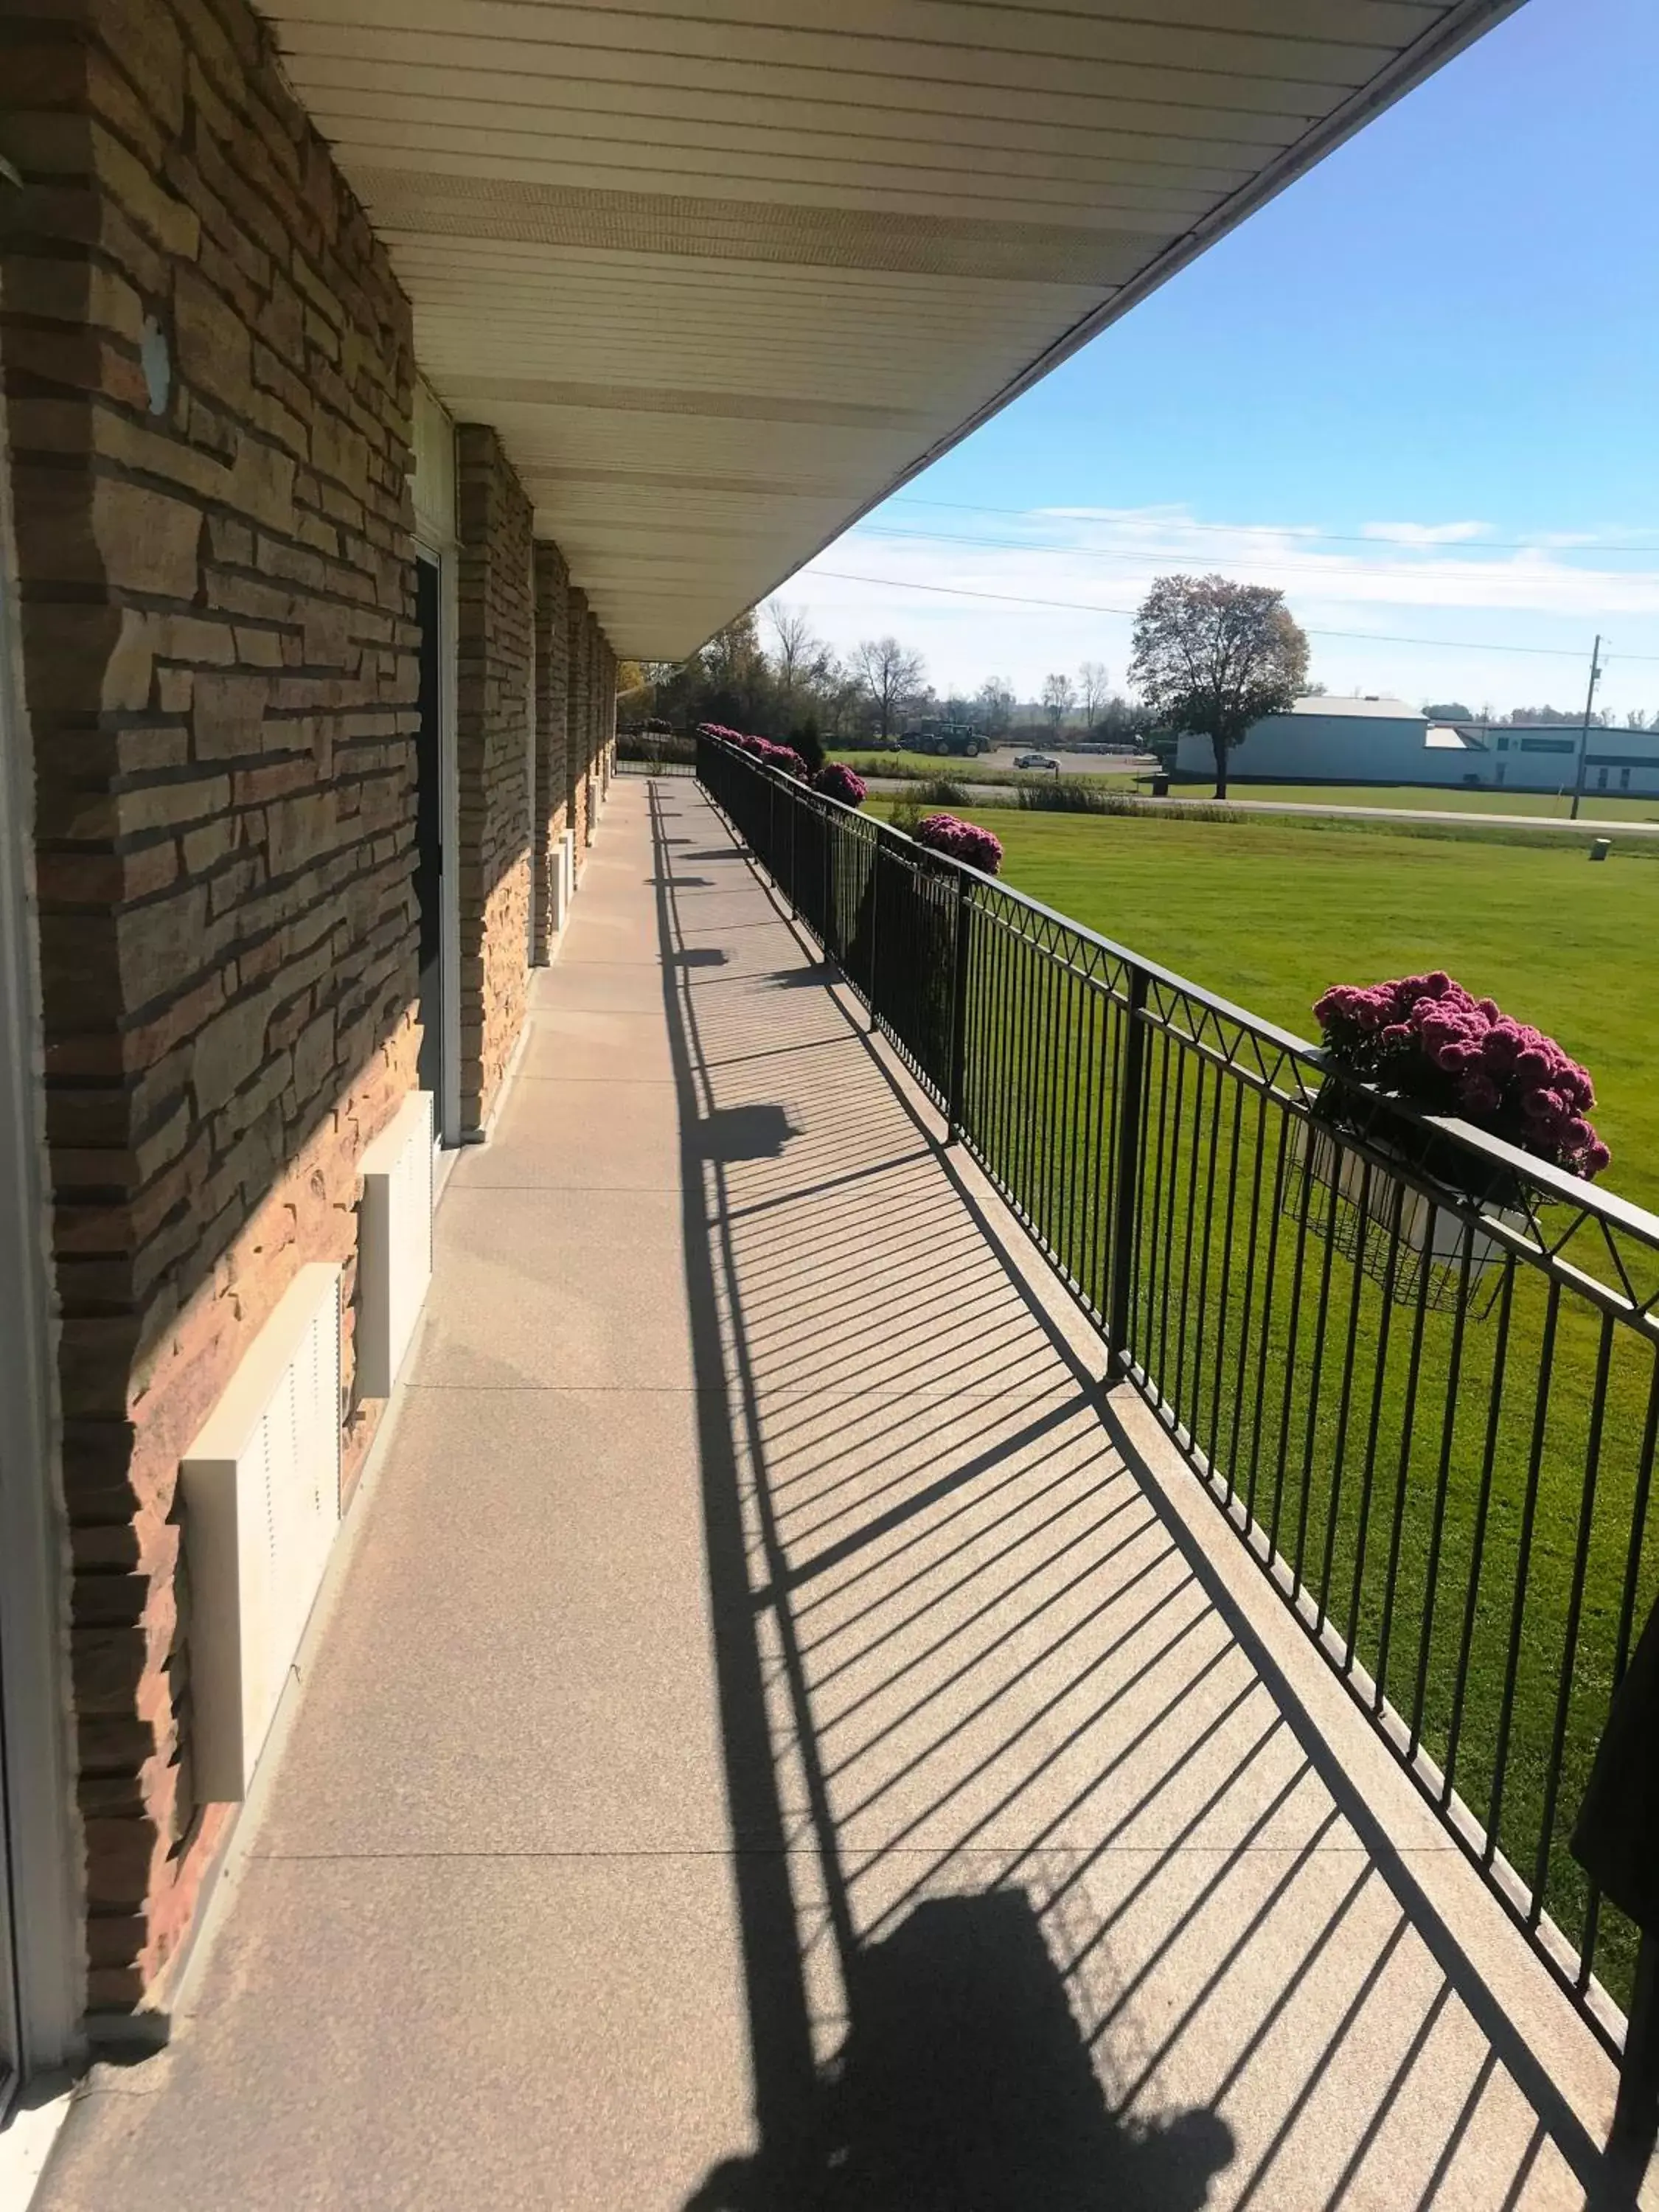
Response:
[702,734,1659,1256]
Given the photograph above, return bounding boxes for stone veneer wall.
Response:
[0,0,419,2011]
[530,538,569,963]
[454,425,532,1122]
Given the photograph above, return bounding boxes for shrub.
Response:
[914,812,1004,877]
[792,715,826,776]
[812,762,866,807]
[1017,778,1119,813]
[1313,972,1608,1178]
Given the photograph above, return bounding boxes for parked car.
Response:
[1012,752,1059,772]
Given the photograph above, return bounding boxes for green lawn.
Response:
[877,801,1659,1214]
[853,798,1657,2008]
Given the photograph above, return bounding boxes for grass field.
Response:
[874,800,1659,1214]
[849,795,1658,2008]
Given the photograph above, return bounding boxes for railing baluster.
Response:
[946,871,973,1142]
[1189,1063,1228,1466]
[1172,1054,1206,1435]
[1292,1135,1346,1596]
[1441,1257,1516,1804]
[1484,1280,1560,1869]
[1152,1027,1181,1396]
[1105,966,1148,1381]
[1316,1155,1374,1636]
[1244,1112,1292,1529]
[1408,1225,1478,1760]
[1374,1240,1436,1718]
[1528,1312,1615,1930]
[1343,1170,1406,1674]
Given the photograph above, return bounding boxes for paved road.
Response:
[1175,795,1659,835]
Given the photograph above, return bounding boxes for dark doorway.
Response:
[414,552,445,1112]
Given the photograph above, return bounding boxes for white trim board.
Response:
[0,361,83,2094]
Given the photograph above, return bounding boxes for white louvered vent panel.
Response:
[550,829,574,935]
[182,1263,341,1802]
[355,1090,434,1398]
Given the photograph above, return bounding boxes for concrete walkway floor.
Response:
[36,778,1635,2210]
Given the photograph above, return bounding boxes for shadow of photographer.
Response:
[685,1888,1233,2212]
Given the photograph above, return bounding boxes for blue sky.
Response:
[782,0,1659,717]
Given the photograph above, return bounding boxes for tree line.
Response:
[627,579,1654,802]
[628,608,1142,750]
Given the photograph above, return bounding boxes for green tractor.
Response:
[904,718,984,757]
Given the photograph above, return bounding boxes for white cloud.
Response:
[776,501,1659,714]
[1360,521,1488,545]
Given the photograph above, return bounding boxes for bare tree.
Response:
[852,636,925,741]
[1041,672,1076,733]
[1130,574,1309,799]
[975,676,1015,738]
[1078,660,1110,728]
[766,602,827,703]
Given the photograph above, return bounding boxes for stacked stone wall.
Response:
[1,0,418,2009]
[454,424,532,1121]
[530,538,569,961]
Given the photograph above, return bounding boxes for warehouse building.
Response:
[1176,695,1659,795]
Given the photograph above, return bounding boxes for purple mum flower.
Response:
[1312,971,1608,1181]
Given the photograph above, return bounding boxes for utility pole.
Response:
[1570,633,1603,821]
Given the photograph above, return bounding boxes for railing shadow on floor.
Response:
[644,782,1615,2212]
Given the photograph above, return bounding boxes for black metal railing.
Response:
[698,732,1659,2096]
[617,733,697,778]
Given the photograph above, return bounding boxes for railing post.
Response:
[787,778,797,918]
[945,867,973,1144]
[1106,964,1149,1382]
[866,827,881,1033]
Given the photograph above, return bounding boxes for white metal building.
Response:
[1176,696,1659,796]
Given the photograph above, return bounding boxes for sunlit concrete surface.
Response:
[35,778,1634,2211]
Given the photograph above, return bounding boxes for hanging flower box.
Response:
[913,813,1004,876]
[812,762,867,808]
[1284,973,1610,1315]
[1286,1111,1526,1315]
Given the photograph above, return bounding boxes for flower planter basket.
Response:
[1285,1112,1523,1317]
[1294,971,1609,1316]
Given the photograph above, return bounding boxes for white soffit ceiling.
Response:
[267,0,1526,658]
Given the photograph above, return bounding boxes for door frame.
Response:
[414,535,461,1147]
[0,388,83,2094]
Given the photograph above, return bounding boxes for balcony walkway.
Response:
[37,776,1630,2211]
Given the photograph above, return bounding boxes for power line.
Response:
[886,494,1659,559]
[857,522,1659,590]
[807,568,1652,662]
